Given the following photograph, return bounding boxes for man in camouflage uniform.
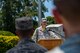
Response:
[32,18,50,42]
[6,17,47,53]
[32,18,61,42]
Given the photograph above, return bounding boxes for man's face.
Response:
[41,21,47,27]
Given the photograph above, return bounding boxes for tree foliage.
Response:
[46,16,56,24]
[0,0,48,33]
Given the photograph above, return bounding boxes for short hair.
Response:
[41,18,47,22]
[16,29,34,38]
[54,0,80,25]
[15,17,33,30]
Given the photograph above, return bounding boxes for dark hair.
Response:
[16,28,34,38]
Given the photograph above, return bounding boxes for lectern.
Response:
[37,39,63,50]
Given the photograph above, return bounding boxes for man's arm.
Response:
[31,28,38,42]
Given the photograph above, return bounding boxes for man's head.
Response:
[54,0,80,25]
[53,0,80,36]
[41,18,47,28]
[15,17,34,39]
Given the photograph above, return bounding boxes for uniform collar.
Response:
[17,38,35,46]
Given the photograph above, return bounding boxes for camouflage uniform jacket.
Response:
[6,38,47,53]
[32,26,61,42]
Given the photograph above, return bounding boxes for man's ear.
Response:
[15,30,19,36]
[52,8,63,24]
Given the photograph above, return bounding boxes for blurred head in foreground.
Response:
[46,0,80,53]
[53,0,80,37]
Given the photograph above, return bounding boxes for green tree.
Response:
[24,0,48,18]
[0,0,48,33]
[46,16,56,24]
[1,0,16,33]
[0,10,3,30]
[33,20,38,29]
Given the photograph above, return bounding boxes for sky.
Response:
[44,0,55,17]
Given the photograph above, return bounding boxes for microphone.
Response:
[47,29,64,38]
